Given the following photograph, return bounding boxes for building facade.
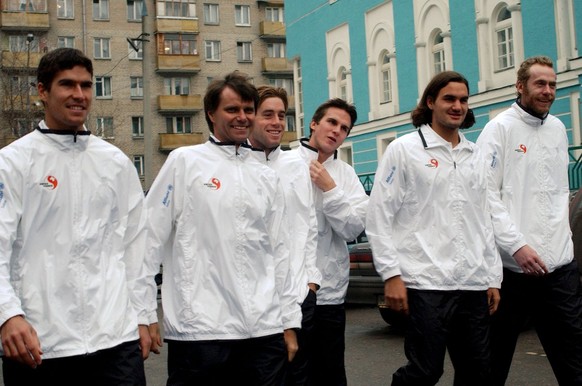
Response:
[286,0,582,191]
[0,0,296,188]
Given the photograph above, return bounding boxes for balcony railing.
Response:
[159,132,205,152]
[158,95,202,113]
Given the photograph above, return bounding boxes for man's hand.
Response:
[384,276,409,315]
[0,315,42,368]
[487,288,501,315]
[138,325,152,360]
[513,245,548,275]
[309,160,336,192]
[283,329,298,362]
[148,323,162,355]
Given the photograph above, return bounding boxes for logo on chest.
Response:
[425,159,439,168]
[203,177,221,190]
[39,176,58,190]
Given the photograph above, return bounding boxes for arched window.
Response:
[432,31,445,74]
[495,6,514,70]
[380,51,392,103]
[338,66,347,100]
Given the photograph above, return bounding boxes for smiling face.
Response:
[308,107,352,162]
[208,86,255,144]
[38,65,93,131]
[427,81,469,137]
[517,63,556,116]
[249,96,286,154]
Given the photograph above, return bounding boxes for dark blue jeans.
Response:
[490,261,582,386]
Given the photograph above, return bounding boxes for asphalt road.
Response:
[0,304,558,385]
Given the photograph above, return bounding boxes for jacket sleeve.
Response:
[366,142,406,282]
[320,165,369,242]
[270,177,302,330]
[120,161,149,325]
[476,122,527,256]
[0,148,26,326]
[143,151,184,324]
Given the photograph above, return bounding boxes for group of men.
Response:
[0,47,368,386]
[0,46,580,386]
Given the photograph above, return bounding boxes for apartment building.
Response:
[0,0,296,188]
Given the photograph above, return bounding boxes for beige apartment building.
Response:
[0,0,296,188]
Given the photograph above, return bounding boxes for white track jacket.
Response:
[367,125,502,290]
[145,138,302,341]
[0,125,147,359]
[477,102,573,273]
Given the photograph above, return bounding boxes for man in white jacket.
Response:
[0,48,151,385]
[145,72,302,385]
[367,71,502,385]
[294,98,368,385]
[248,86,321,385]
[477,56,582,385]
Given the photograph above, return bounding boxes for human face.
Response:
[427,81,468,137]
[208,86,255,144]
[517,64,556,116]
[38,65,93,131]
[308,107,352,162]
[249,97,286,154]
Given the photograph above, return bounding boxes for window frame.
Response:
[164,77,190,95]
[132,116,144,138]
[93,37,111,59]
[166,116,193,134]
[92,0,109,20]
[95,76,112,98]
[127,0,143,21]
[95,116,114,138]
[495,7,514,71]
[133,155,145,177]
[236,41,252,62]
[130,76,144,98]
[57,36,75,48]
[204,40,221,61]
[57,0,74,19]
[234,4,251,26]
[203,3,219,25]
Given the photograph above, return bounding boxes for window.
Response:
[163,34,197,55]
[93,38,110,59]
[380,52,392,103]
[496,7,514,70]
[204,3,219,24]
[234,5,250,26]
[95,76,112,98]
[286,116,295,132]
[159,0,195,17]
[95,117,114,138]
[9,35,39,53]
[164,77,190,95]
[128,39,143,59]
[10,75,36,96]
[57,36,75,48]
[266,7,283,22]
[269,78,294,95]
[205,40,221,61]
[6,0,46,12]
[267,43,285,58]
[130,77,143,98]
[237,42,252,62]
[57,0,73,18]
[339,145,353,166]
[93,0,109,20]
[132,117,144,137]
[133,155,145,177]
[127,0,143,21]
[432,32,446,74]
[166,116,192,134]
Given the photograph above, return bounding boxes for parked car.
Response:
[346,234,408,329]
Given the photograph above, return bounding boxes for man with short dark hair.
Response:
[367,71,502,385]
[294,98,368,385]
[0,47,151,385]
[248,85,321,385]
[477,56,582,385]
[145,72,301,385]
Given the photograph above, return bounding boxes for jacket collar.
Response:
[298,137,338,163]
[36,120,90,151]
[209,135,252,158]
[417,124,474,152]
[512,101,548,127]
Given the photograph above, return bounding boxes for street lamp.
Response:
[25,33,34,133]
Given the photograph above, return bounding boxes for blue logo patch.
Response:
[490,151,497,168]
[162,184,173,207]
[385,166,396,185]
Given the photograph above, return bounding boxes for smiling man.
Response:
[367,71,502,385]
[477,56,582,385]
[294,98,368,385]
[0,48,151,385]
[144,73,302,385]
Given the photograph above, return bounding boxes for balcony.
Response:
[261,57,292,74]
[157,54,200,73]
[259,21,285,38]
[158,95,202,114]
[159,132,205,152]
[156,18,199,33]
[1,51,42,69]
[0,10,49,30]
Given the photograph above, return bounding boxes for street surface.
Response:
[0,305,557,385]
